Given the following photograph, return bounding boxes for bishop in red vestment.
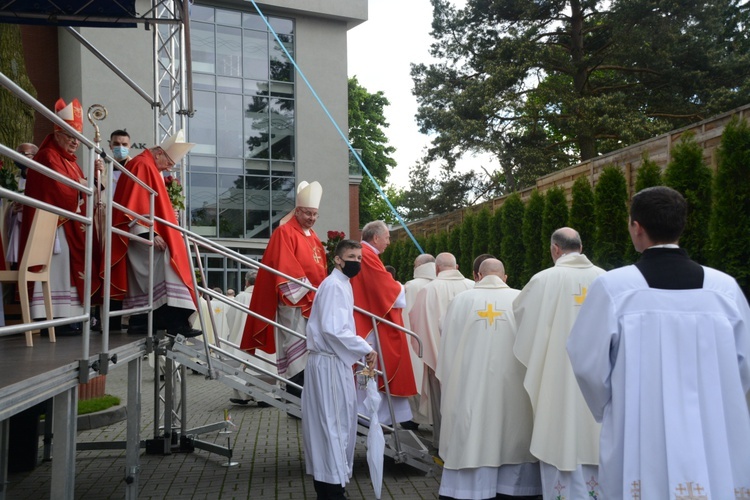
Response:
[20,98,101,325]
[240,181,326,397]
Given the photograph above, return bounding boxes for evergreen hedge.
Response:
[522,190,545,283]
[541,186,569,268]
[570,176,596,255]
[473,207,492,259]
[664,132,712,263]
[594,166,630,270]
[501,193,525,288]
[459,212,475,278]
[489,205,504,258]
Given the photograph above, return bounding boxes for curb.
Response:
[38,405,128,433]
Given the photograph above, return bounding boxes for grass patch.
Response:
[78,394,121,415]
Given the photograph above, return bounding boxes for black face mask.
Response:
[340,260,361,279]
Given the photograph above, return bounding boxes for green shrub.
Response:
[522,190,545,283]
[500,194,525,288]
[594,166,630,270]
[541,186,569,268]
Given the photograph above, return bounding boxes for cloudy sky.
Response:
[347,0,492,190]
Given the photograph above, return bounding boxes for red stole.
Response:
[20,134,101,301]
[350,244,417,397]
[108,149,195,305]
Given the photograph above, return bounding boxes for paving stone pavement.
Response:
[6,357,442,499]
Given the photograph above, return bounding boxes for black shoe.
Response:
[230,398,250,405]
[57,323,83,336]
[167,325,202,338]
[400,420,420,430]
[257,400,271,408]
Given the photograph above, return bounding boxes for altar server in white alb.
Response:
[437,258,541,500]
[302,239,377,500]
[512,227,605,499]
[568,186,750,498]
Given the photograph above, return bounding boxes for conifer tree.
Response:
[459,211,476,278]
[489,206,503,258]
[664,132,713,263]
[710,117,750,295]
[522,190,545,283]
[594,167,630,269]
[570,176,597,255]
[634,155,663,192]
[541,186,570,268]
[501,194,525,288]
[473,207,492,258]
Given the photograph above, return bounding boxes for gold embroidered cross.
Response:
[675,482,707,500]
[477,303,503,326]
[573,284,588,305]
[312,248,322,264]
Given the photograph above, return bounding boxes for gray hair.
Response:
[551,227,582,252]
[361,220,388,243]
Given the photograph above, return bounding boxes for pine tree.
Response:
[664,132,713,263]
[594,167,630,269]
[436,231,449,255]
[522,190,545,283]
[541,186,570,268]
[710,117,750,295]
[570,176,597,255]
[634,155,663,192]
[449,226,462,260]
[501,194,525,288]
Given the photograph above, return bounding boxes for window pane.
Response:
[271,177,295,231]
[193,73,215,91]
[269,17,293,36]
[187,155,216,173]
[245,159,269,175]
[219,174,244,238]
[189,173,217,237]
[217,26,242,77]
[191,91,216,155]
[270,35,293,82]
[269,81,293,98]
[216,9,241,26]
[271,161,294,176]
[191,5,214,22]
[217,93,243,158]
[242,12,265,30]
[245,176,270,238]
[243,30,268,80]
[191,22,215,73]
[244,95,269,159]
[216,76,241,94]
[270,98,294,160]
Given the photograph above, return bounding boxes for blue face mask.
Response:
[112,146,129,161]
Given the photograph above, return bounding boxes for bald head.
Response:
[478,258,506,281]
[435,252,457,273]
[550,227,582,263]
[414,253,435,268]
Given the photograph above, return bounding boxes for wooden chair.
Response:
[0,208,59,346]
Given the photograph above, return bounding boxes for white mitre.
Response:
[158,129,195,163]
[280,180,323,225]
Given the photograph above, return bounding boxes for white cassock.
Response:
[302,269,372,486]
[403,261,436,424]
[224,286,278,402]
[512,252,605,498]
[437,275,541,499]
[568,264,750,498]
[193,296,230,345]
[408,269,473,446]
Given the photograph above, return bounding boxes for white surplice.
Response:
[403,261,436,424]
[568,264,750,498]
[437,275,541,498]
[512,252,605,497]
[302,269,372,486]
[408,269,474,419]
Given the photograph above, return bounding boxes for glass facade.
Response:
[188,4,296,241]
[188,3,296,292]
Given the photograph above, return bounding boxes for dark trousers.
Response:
[286,370,305,398]
[313,480,347,500]
[129,304,192,331]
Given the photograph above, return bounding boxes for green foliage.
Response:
[365,185,406,225]
[459,212,475,278]
[0,25,37,168]
[664,132,713,263]
[500,194,525,288]
[411,0,750,193]
[710,117,750,295]
[594,167,630,269]
[424,233,438,257]
[448,226,462,261]
[570,176,596,254]
[436,231,450,255]
[522,190,545,283]
[489,207,503,258]
[473,207,492,259]
[77,394,121,415]
[348,77,397,225]
[634,155,663,192]
[399,161,484,221]
[541,186,570,268]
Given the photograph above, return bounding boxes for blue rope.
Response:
[246,0,424,254]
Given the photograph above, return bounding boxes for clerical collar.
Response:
[560,251,581,258]
[647,244,679,249]
[362,240,379,255]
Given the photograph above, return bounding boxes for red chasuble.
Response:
[20,134,101,301]
[350,244,417,397]
[107,149,196,305]
[240,216,327,354]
